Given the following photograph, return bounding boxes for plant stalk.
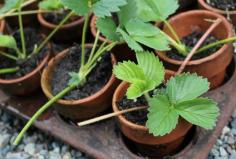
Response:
[13,84,77,145]
[80,14,90,69]
[78,106,147,126]
[18,0,26,58]
[0,50,18,60]
[0,67,19,74]
[163,20,182,45]
[3,10,56,17]
[144,93,151,102]
[0,0,37,20]
[196,36,236,54]
[88,30,100,64]
[33,11,74,55]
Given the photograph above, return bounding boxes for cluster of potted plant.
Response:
[0,0,235,158]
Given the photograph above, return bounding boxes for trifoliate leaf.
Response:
[61,0,89,16]
[39,0,63,10]
[166,73,210,104]
[113,61,146,84]
[147,94,179,136]
[96,17,120,41]
[113,52,165,99]
[125,19,170,51]
[125,19,160,37]
[176,98,219,129]
[146,0,179,21]
[0,35,17,50]
[136,51,164,87]
[138,0,179,22]
[68,72,80,86]
[118,0,138,26]
[0,0,21,14]
[92,0,127,18]
[134,0,157,22]
[116,28,143,51]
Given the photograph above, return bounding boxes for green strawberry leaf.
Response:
[0,0,21,14]
[166,73,210,104]
[147,94,179,136]
[39,0,63,10]
[61,0,90,16]
[176,98,219,129]
[116,28,143,51]
[92,0,127,18]
[96,17,120,41]
[0,35,17,50]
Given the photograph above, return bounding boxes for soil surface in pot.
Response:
[0,28,48,79]
[166,31,221,61]
[43,10,80,25]
[51,45,112,100]
[117,96,148,126]
[206,0,236,10]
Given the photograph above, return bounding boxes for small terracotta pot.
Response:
[0,44,51,96]
[90,15,135,61]
[198,0,236,26]
[157,10,234,89]
[6,1,39,27]
[0,20,5,32]
[112,70,193,158]
[41,44,120,121]
[37,11,85,42]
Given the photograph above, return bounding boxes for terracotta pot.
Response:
[90,15,135,61]
[37,11,85,42]
[156,10,234,89]
[41,44,120,121]
[112,70,193,158]
[198,0,236,26]
[0,20,5,32]
[0,43,51,96]
[6,1,39,27]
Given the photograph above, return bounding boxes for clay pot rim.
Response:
[90,15,112,43]
[198,0,236,15]
[37,10,85,30]
[112,70,180,131]
[41,44,118,105]
[0,35,51,84]
[0,20,5,32]
[156,10,234,66]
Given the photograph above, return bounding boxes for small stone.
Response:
[49,151,61,159]
[211,148,220,157]
[231,118,236,129]
[220,147,228,157]
[228,136,235,144]
[0,134,10,148]
[24,143,36,155]
[230,151,236,159]
[6,152,29,159]
[63,152,72,159]
[222,127,230,136]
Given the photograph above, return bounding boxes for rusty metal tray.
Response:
[0,54,236,159]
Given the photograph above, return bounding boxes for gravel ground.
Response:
[0,109,91,159]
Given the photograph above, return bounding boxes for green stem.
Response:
[0,50,18,60]
[18,0,26,58]
[196,36,236,54]
[163,20,182,45]
[13,84,77,145]
[3,10,55,17]
[144,93,151,102]
[87,30,100,64]
[80,14,90,69]
[33,11,74,55]
[0,67,19,74]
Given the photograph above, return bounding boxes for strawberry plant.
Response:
[114,51,220,136]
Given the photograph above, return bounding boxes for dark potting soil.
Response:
[0,28,48,79]
[51,45,112,100]
[117,96,148,126]
[43,10,80,25]
[166,31,221,61]
[207,0,236,11]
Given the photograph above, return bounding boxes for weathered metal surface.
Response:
[0,55,235,159]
